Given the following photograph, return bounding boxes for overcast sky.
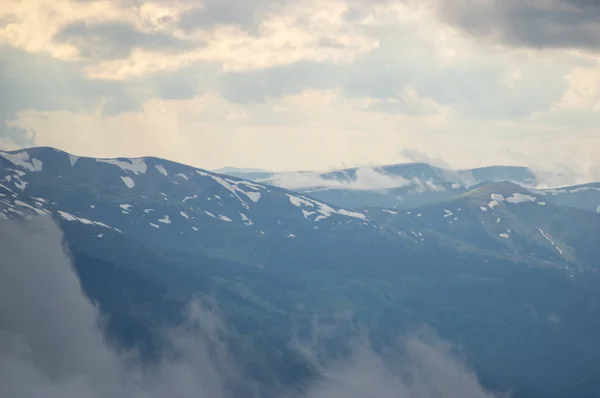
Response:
[1,0,600,172]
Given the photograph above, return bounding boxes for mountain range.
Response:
[2,147,600,397]
[225,163,600,213]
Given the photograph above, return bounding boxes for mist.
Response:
[0,216,502,398]
[267,167,412,191]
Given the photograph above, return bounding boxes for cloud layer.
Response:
[1,0,600,175]
[0,216,500,398]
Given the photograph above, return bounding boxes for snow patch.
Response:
[68,154,78,166]
[155,164,168,176]
[219,215,232,222]
[245,191,261,202]
[97,158,147,175]
[443,209,453,218]
[288,194,314,208]
[121,176,135,188]
[0,151,43,172]
[499,233,510,239]
[158,215,171,224]
[14,200,49,215]
[490,192,536,207]
[57,211,117,231]
[538,228,563,255]
[13,176,27,191]
[288,194,367,221]
[150,223,160,228]
[506,193,537,204]
[488,193,505,208]
[569,187,600,193]
[205,211,216,218]
[0,183,15,194]
[196,170,259,208]
[302,210,315,218]
[480,207,488,212]
[180,211,189,219]
[239,212,253,225]
[383,209,398,215]
[176,173,188,180]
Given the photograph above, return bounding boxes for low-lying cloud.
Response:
[0,216,502,398]
[267,167,418,191]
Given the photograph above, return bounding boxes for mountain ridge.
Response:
[3,146,600,397]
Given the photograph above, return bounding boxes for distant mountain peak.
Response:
[462,181,535,199]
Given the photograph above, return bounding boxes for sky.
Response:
[1,0,600,173]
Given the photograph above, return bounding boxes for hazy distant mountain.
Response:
[3,147,600,397]
[221,163,542,210]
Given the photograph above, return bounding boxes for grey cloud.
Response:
[295,322,500,398]
[0,217,123,396]
[1,45,145,118]
[148,64,218,100]
[0,45,220,118]
[219,61,340,103]
[54,21,196,60]
[436,0,600,50]
[178,0,284,33]
[0,216,249,398]
[217,26,567,119]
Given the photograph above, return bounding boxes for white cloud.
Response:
[555,66,600,111]
[268,166,412,191]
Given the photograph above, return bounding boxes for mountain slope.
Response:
[0,147,378,265]
[3,147,600,398]
[367,181,600,270]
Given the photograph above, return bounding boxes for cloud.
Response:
[54,20,197,60]
[0,216,501,398]
[0,120,35,150]
[0,45,147,118]
[267,166,412,191]
[2,0,600,173]
[435,0,600,51]
[0,216,251,398]
[301,336,501,398]
[178,0,283,33]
